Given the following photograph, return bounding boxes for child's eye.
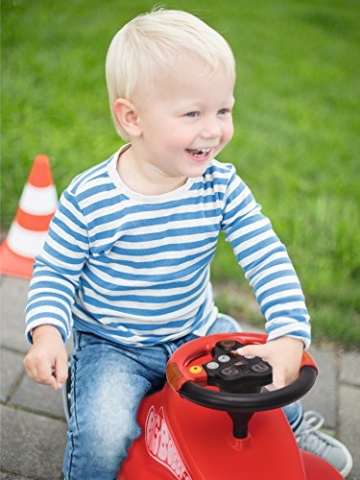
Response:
[217,108,230,115]
[186,111,199,118]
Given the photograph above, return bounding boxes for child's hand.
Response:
[236,336,304,389]
[23,325,68,391]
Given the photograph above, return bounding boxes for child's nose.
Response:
[201,118,222,138]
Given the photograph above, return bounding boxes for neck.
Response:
[116,146,187,196]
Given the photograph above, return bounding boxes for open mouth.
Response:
[186,148,211,159]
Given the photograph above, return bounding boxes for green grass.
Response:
[1,0,359,348]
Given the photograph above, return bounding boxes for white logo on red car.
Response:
[145,406,192,480]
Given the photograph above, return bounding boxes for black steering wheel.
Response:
[166,332,317,414]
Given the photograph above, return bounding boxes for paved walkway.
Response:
[1,275,359,479]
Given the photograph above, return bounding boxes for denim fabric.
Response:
[62,315,302,479]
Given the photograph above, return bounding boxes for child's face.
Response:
[133,56,235,184]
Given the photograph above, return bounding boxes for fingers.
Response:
[23,354,58,389]
[236,344,268,359]
[272,368,299,389]
[53,354,69,389]
[23,343,68,391]
[236,344,287,389]
[272,370,287,389]
[236,337,303,389]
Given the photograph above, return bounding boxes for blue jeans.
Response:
[62,315,302,479]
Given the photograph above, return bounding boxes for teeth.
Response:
[187,147,212,157]
[191,148,210,155]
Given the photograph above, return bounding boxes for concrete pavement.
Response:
[1,275,359,479]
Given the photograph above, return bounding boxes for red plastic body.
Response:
[118,333,342,479]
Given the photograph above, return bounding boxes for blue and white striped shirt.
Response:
[25,147,311,348]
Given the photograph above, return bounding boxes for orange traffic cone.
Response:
[0,155,58,279]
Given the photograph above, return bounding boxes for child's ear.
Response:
[113,99,142,137]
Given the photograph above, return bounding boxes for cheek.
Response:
[164,127,190,148]
[223,122,234,144]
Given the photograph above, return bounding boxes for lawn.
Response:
[1,0,359,348]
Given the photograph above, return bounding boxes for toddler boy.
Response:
[24,9,352,479]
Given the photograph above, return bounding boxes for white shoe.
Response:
[295,410,353,478]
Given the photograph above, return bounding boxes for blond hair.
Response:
[105,9,236,138]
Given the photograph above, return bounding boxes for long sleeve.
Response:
[25,188,89,343]
[221,167,311,348]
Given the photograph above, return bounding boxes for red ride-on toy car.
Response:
[63,332,343,479]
